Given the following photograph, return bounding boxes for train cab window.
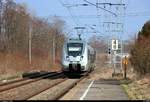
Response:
[67,43,83,57]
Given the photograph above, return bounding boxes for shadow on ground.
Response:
[63,73,85,79]
[95,78,133,85]
[22,71,65,79]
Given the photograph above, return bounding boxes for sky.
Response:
[15,0,150,41]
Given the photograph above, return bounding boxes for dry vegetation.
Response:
[122,73,150,100]
[88,52,113,81]
[130,20,150,76]
[0,0,65,78]
[122,20,150,100]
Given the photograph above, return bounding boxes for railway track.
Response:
[0,71,56,86]
[0,72,63,92]
[0,71,89,100]
[29,72,89,100]
[0,71,65,100]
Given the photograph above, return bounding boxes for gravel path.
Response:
[0,78,65,100]
[29,79,79,100]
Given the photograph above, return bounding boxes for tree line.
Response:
[0,0,66,63]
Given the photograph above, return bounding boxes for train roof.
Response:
[65,38,95,52]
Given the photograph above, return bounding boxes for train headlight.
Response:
[80,56,83,61]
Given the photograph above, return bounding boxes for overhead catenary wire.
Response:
[58,0,81,26]
[67,7,81,26]
[57,0,150,41]
[47,11,150,19]
[58,0,97,39]
[83,0,117,17]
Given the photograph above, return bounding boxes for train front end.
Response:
[61,39,88,73]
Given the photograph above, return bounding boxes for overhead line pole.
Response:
[29,21,32,65]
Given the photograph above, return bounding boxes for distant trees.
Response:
[0,0,66,70]
[88,35,108,66]
[88,34,107,53]
[0,0,30,53]
[130,20,150,76]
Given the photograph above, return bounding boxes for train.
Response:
[61,38,96,74]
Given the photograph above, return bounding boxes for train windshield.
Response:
[67,43,83,57]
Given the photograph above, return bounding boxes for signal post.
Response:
[123,56,128,79]
[111,39,118,77]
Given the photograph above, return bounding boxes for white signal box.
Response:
[112,39,119,50]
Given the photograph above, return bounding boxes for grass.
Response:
[121,77,150,100]
[122,84,136,100]
[0,72,23,82]
[110,71,149,100]
[0,52,61,82]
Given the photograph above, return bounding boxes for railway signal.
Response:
[108,48,111,54]
[112,39,119,50]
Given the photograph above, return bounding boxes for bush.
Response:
[130,21,150,76]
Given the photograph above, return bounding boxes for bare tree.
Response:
[0,0,66,74]
[88,34,107,53]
